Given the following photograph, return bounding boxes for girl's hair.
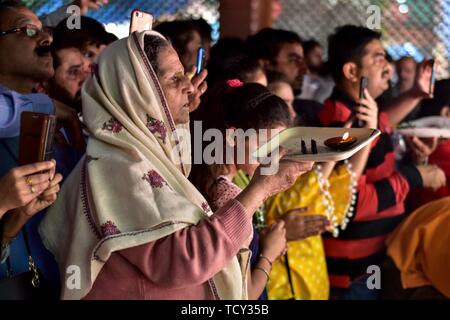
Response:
[207,37,263,86]
[189,82,292,203]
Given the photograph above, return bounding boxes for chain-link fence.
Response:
[26,0,220,40]
[274,0,450,79]
[26,0,450,78]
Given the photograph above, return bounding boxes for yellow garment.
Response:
[386,197,450,298]
[328,163,356,232]
[265,163,354,300]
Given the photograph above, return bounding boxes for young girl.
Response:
[190,81,294,299]
[264,73,358,300]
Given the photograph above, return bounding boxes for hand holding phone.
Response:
[129,9,153,34]
[355,77,370,127]
[19,112,56,166]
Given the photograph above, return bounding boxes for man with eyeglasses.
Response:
[247,28,325,126]
[0,1,63,299]
[0,1,84,142]
[0,1,56,135]
[0,1,89,299]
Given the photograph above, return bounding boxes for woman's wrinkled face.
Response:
[157,45,194,125]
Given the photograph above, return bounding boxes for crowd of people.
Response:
[0,0,449,300]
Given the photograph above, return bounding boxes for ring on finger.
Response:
[25,176,33,186]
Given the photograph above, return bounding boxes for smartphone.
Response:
[18,112,56,166]
[129,9,153,34]
[196,47,206,75]
[355,77,370,127]
[359,77,369,100]
[429,59,435,95]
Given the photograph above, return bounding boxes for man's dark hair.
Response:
[55,16,117,49]
[0,0,25,29]
[302,39,321,56]
[191,18,212,43]
[247,28,302,63]
[50,27,86,69]
[154,20,203,64]
[328,25,381,83]
[266,70,290,86]
[396,55,416,66]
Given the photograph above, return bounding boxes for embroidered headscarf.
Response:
[39,31,245,300]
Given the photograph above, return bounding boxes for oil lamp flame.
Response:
[342,132,349,141]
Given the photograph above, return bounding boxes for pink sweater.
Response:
[83,199,252,300]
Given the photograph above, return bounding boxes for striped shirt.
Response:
[319,88,423,289]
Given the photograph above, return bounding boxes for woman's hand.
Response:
[281,208,330,241]
[251,155,314,200]
[259,220,287,262]
[187,67,208,112]
[236,157,314,219]
[0,161,56,218]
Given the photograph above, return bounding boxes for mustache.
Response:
[36,45,53,56]
[382,67,391,78]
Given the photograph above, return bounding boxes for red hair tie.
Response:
[227,79,244,88]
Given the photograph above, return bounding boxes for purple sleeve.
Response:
[118,199,252,289]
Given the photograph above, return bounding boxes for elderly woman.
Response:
[39,31,312,300]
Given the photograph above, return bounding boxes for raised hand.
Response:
[281,207,330,241]
[187,67,208,112]
[0,161,56,218]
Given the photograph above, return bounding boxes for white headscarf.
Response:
[39,31,245,300]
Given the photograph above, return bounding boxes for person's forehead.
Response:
[158,46,184,73]
[399,58,416,68]
[278,42,303,56]
[57,48,84,64]
[365,39,385,54]
[312,46,322,54]
[1,7,41,29]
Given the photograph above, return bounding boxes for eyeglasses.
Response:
[0,24,52,38]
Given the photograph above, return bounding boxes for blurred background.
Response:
[29,0,450,78]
